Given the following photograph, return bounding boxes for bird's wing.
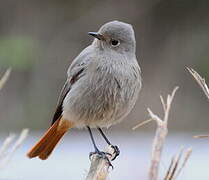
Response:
[51,67,84,125]
[51,45,93,125]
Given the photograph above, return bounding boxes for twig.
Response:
[193,134,209,138]
[164,148,192,180]
[149,87,178,180]
[0,129,29,168]
[0,68,11,90]
[187,67,209,138]
[132,118,153,130]
[134,87,179,180]
[86,145,116,180]
[187,67,209,100]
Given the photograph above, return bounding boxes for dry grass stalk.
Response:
[0,69,29,168]
[187,67,209,100]
[134,87,179,180]
[132,118,153,130]
[164,148,192,180]
[86,145,117,180]
[0,134,16,160]
[0,129,29,168]
[187,67,209,138]
[0,68,11,90]
[193,134,209,138]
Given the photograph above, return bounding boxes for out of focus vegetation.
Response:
[0,36,37,70]
[0,0,209,131]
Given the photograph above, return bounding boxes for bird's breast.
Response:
[63,61,141,128]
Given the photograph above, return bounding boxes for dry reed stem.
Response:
[187,67,209,100]
[86,145,116,180]
[132,118,153,130]
[149,87,178,180]
[0,68,11,90]
[193,134,209,138]
[164,148,183,180]
[164,148,192,180]
[0,134,16,160]
[0,129,29,168]
[187,67,209,138]
[0,69,29,168]
[134,87,179,180]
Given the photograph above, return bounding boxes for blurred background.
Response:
[0,0,209,179]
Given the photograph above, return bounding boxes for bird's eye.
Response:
[111,39,120,47]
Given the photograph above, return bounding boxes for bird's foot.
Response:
[89,150,113,169]
[110,145,120,160]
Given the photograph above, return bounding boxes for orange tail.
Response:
[27,117,74,160]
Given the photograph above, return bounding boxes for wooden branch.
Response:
[86,145,116,180]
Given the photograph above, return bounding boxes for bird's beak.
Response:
[88,32,104,41]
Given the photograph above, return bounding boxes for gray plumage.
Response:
[56,21,141,128]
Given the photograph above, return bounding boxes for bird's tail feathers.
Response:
[27,117,74,160]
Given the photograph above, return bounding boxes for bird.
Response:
[27,20,142,161]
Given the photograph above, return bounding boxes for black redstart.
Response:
[27,20,142,160]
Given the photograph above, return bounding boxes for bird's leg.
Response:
[97,128,120,160]
[87,126,113,167]
[87,126,100,153]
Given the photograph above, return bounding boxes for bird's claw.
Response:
[110,145,120,160]
[89,151,114,169]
